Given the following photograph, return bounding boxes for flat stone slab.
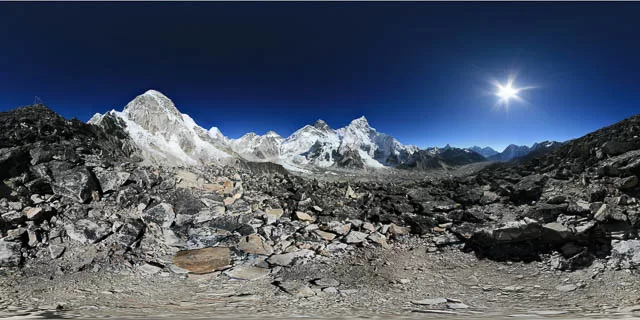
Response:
[224,266,270,281]
[172,247,231,274]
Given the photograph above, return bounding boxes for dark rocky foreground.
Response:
[1,104,640,317]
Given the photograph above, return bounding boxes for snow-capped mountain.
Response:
[488,144,531,161]
[468,146,499,158]
[486,141,564,162]
[278,116,419,169]
[280,120,342,167]
[89,90,232,166]
[88,90,487,170]
[230,131,284,161]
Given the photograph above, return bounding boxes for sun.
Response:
[491,75,533,108]
[496,83,519,101]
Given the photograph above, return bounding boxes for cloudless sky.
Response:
[1,2,639,151]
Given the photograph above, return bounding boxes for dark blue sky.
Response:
[1,2,639,151]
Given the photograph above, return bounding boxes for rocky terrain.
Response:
[1,103,640,318]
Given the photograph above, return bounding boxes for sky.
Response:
[1,2,639,152]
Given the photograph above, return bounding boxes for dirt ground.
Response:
[2,237,640,319]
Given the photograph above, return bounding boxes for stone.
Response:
[323,287,339,294]
[266,249,315,267]
[312,278,340,288]
[24,207,43,221]
[362,222,376,233]
[30,194,44,204]
[611,240,640,268]
[138,263,162,274]
[555,284,578,292]
[541,222,573,241]
[388,223,409,236]
[27,230,39,247]
[594,203,609,222]
[294,211,315,222]
[142,203,175,228]
[94,169,130,193]
[223,197,235,206]
[314,230,336,241]
[115,219,145,248]
[511,174,548,203]
[50,166,100,203]
[277,281,315,298]
[311,205,323,213]
[172,247,231,274]
[344,231,368,244]
[322,222,351,235]
[238,234,273,255]
[411,297,448,305]
[367,232,390,248]
[48,244,66,259]
[345,185,356,199]
[5,228,26,241]
[447,303,470,310]
[265,208,284,218]
[616,175,638,190]
[65,219,112,244]
[0,240,21,267]
[224,265,270,281]
[398,278,411,284]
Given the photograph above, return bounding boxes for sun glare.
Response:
[492,75,533,109]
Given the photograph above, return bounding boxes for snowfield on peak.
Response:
[89,90,232,166]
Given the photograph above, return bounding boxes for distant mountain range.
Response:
[466,141,564,162]
[89,90,561,171]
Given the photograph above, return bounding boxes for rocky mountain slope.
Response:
[1,103,640,316]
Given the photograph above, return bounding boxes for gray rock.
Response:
[266,249,315,267]
[344,231,368,244]
[65,219,112,244]
[51,166,100,203]
[611,240,640,269]
[94,168,130,193]
[0,240,21,267]
[555,284,578,292]
[48,244,66,259]
[447,303,470,310]
[277,281,315,297]
[224,265,270,281]
[312,278,340,288]
[411,297,448,305]
[616,175,638,190]
[142,203,175,228]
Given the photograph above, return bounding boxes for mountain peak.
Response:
[348,115,370,129]
[123,89,182,121]
[265,130,281,137]
[312,119,332,131]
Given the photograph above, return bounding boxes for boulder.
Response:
[616,175,638,190]
[511,174,548,203]
[65,219,112,244]
[172,247,231,274]
[94,168,130,193]
[238,234,273,255]
[142,203,175,228]
[266,249,315,267]
[50,166,100,203]
[223,265,270,280]
[344,231,368,244]
[0,240,21,267]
